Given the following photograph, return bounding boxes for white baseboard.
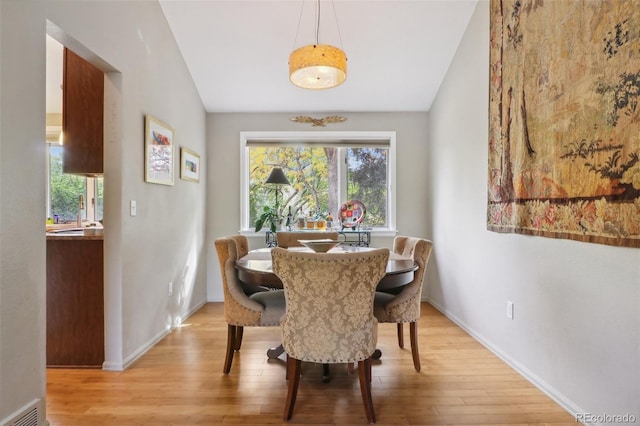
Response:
[101,360,124,372]
[426,298,589,425]
[122,327,170,370]
[103,300,207,371]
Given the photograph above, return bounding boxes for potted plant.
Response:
[255,205,282,232]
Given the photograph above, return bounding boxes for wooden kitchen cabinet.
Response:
[46,238,104,367]
[62,48,104,175]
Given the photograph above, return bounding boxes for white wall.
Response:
[1,0,207,423]
[46,0,209,368]
[0,1,48,423]
[206,112,430,300]
[428,1,640,422]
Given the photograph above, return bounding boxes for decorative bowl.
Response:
[298,239,341,253]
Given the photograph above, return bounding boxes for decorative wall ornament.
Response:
[488,0,640,248]
[290,115,347,127]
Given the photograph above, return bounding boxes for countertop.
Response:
[46,233,103,240]
[46,227,104,240]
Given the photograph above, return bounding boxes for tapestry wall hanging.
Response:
[488,0,640,248]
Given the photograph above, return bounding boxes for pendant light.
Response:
[289,0,347,90]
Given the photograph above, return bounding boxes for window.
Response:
[240,131,396,233]
[47,144,103,223]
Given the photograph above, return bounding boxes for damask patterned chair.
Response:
[228,235,270,295]
[214,236,286,374]
[271,247,389,423]
[275,231,340,248]
[373,236,433,371]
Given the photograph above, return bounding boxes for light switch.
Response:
[130,200,137,217]
[507,301,514,320]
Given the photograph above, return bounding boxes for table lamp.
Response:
[265,167,290,214]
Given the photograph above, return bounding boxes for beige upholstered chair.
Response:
[214,236,286,374]
[271,247,389,423]
[228,235,270,295]
[374,236,433,371]
[275,231,340,248]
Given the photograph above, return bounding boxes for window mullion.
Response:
[46,145,52,218]
[86,177,95,222]
[337,148,347,206]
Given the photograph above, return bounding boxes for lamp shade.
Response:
[289,44,347,90]
[265,167,290,185]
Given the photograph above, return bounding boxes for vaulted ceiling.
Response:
[46,1,479,115]
[159,0,478,113]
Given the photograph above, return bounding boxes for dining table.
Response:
[235,245,418,371]
[236,245,418,291]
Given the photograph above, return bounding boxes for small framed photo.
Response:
[180,147,200,183]
[144,115,174,186]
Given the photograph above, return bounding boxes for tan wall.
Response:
[206,111,429,300]
[1,1,207,423]
[428,0,640,419]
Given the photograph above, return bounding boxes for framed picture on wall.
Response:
[180,147,200,183]
[144,115,174,186]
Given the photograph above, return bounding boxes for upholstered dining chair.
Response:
[373,236,433,372]
[228,235,270,295]
[271,247,389,423]
[275,231,339,248]
[214,236,286,374]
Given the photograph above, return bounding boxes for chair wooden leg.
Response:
[234,326,244,351]
[223,324,236,374]
[358,358,376,424]
[397,323,404,348]
[347,362,355,374]
[409,321,420,372]
[285,354,290,380]
[284,357,301,421]
[322,363,331,383]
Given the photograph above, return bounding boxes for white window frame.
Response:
[240,131,397,235]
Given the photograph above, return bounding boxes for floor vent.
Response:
[1,399,40,426]
[13,408,37,426]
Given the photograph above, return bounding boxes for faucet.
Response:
[77,194,84,227]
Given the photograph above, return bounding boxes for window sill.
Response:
[239,229,398,238]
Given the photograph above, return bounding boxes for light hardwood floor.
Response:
[46,303,576,425]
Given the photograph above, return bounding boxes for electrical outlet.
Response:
[507,301,514,320]
[130,200,137,217]
[168,281,173,296]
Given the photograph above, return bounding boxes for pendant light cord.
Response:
[292,0,305,50]
[331,0,345,50]
[291,0,344,50]
[315,0,320,46]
